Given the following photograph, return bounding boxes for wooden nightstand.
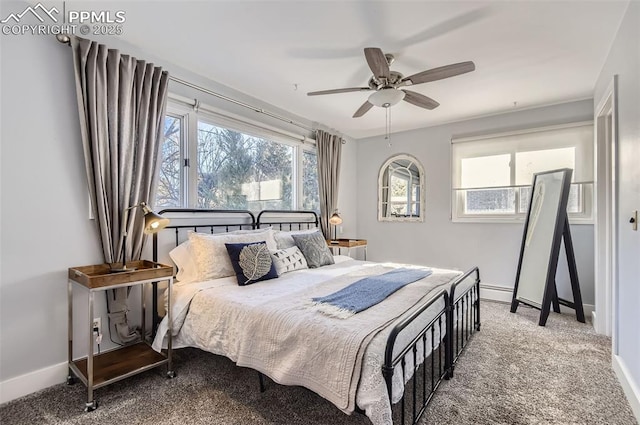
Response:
[327,238,368,260]
[67,260,174,411]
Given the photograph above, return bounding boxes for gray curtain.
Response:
[69,36,168,343]
[316,130,343,237]
[70,36,169,264]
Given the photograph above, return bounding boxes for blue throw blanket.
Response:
[311,268,432,318]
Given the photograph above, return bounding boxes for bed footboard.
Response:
[383,267,480,425]
[449,267,481,376]
[384,290,449,425]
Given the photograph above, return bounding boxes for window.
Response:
[155,100,319,212]
[378,154,425,222]
[451,122,593,222]
[302,150,319,210]
[389,162,421,217]
[156,115,183,208]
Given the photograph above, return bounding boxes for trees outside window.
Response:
[155,103,319,213]
[302,150,319,211]
[196,121,293,210]
[156,115,182,208]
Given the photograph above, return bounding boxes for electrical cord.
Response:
[92,325,102,354]
[105,290,125,347]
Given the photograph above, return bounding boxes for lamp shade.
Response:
[329,211,343,225]
[141,203,170,234]
[368,88,405,108]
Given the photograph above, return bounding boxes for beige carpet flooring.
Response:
[1,301,637,425]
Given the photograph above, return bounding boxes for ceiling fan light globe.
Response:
[368,89,405,108]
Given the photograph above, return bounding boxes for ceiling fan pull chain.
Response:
[386,107,392,147]
[384,107,388,140]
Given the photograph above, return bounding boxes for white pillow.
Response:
[274,228,320,250]
[169,241,198,283]
[167,227,272,283]
[270,246,308,275]
[188,229,277,281]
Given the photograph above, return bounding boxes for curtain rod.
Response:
[168,92,314,144]
[168,76,316,134]
[56,34,316,135]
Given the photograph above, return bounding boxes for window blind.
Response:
[452,122,593,189]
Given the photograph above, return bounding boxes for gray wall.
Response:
[0,19,358,398]
[594,1,640,402]
[355,100,595,304]
[1,26,103,384]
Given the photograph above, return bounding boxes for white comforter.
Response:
[153,257,461,425]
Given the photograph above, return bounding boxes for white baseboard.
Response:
[479,283,595,319]
[559,303,595,319]
[480,283,513,303]
[0,362,67,404]
[612,354,640,421]
[591,311,598,332]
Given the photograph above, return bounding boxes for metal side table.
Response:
[67,260,174,411]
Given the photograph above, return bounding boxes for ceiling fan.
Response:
[307,47,475,118]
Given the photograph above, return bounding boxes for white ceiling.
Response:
[111,1,628,139]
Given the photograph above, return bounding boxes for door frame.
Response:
[593,75,618,351]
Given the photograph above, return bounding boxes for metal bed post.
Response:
[475,269,482,331]
[448,267,481,378]
[445,298,454,380]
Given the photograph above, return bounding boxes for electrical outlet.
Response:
[92,317,101,334]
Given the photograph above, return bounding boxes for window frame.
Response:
[155,111,188,209]
[157,99,318,212]
[300,146,320,211]
[451,121,594,224]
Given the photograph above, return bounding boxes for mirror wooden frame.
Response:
[378,154,425,222]
[510,168,585,326]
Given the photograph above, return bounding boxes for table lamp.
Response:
[329,210,343,241]
[111,202,169,272]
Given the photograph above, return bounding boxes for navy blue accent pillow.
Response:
[225,241,278,286]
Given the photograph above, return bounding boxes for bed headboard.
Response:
[152,208,256,263]
[256,209,319,231]
[150,209,318,330]
[152,209,320,262]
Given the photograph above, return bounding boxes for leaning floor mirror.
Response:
[510,168,585,326]
[378,154,425,222]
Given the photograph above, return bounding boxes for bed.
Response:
[150,209,480,425]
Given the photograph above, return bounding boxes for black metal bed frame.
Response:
[256,209,319,230]
[151,209,480,425]
[450,268,482,373]
[383,267,480,425]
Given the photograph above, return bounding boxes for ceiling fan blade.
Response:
[401,61,475,86]
[307,87,371,96]
[364,47,390,80]
[402,90,440,110]
[353,101,374,118]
